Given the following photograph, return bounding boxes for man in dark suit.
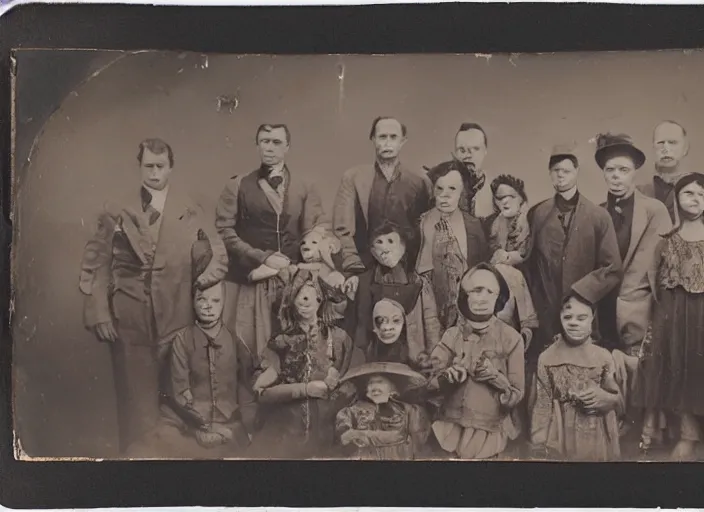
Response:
[333,117,432,292]
[79,138,228,455]
[637,120,690,222]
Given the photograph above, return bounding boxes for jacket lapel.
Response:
[623,191,648,269]
[153,187,193,269]
[354,165,375,224]
[119,208,151,266]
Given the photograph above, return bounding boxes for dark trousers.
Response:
[111,291,160,454]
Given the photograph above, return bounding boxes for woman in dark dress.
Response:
[636,173,704,460]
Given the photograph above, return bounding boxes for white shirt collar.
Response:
[559,186,578,201]
[267,162,286,177]
[144,184,169,213]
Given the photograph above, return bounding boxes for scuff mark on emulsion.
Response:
[509,53,520,67]
[475,53,492,63]
[337,60,345,114]
[217,94,239,113]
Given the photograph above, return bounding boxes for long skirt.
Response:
[636,287,704,416]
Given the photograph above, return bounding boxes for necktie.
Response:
[267,175,284,191]
[141,188,161,225]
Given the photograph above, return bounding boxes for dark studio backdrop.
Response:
[12,48,704,457]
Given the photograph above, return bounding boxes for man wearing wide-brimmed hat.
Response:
[593,133,672,432]
[525,143,622,368]
[336,362,430,460]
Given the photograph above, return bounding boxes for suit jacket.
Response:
[79,185,228,341]
[333,163,432,273]
[526,193,623,354]
[600,191,672,348]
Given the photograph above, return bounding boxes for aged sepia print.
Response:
[11,49,704,461]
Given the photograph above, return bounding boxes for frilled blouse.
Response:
[658,233,704,294]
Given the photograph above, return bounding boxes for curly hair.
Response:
[490,174,528,204]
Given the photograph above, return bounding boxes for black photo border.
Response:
[3,2,704,508]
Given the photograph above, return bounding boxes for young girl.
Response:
[427,263,525,460]
[250,272,355,459]
[530,293,623,461]
[637,172,704,461]
[485,174,538,346]
[417,160,489,330]
[366,298,411,365]
[335,362,430,460]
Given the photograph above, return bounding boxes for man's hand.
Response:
[306,380,329,399]
[94,321,118,343]
[343,276,359,299]
[265,253,291,270]
[577,387,617,413]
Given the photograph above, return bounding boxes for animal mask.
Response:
[300,226,341,270]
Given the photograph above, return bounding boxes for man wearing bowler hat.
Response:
[594,133,672,430]
[525,143,623,371]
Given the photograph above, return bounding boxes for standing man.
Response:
[333,117,432,280]
[453,122,494,220]
[594,133,672,428]
[79,138,228,455]
[526,144,623,367]
[215,124,326,363]
[638,120,690,222]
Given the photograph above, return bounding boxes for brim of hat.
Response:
[595,144,646,169]
[341,362,427,391]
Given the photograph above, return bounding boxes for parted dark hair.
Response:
[369,220,411,248]
[549,154,579,170]
[561,291,596,313]
[255,123,291,145]
[456,122,488,147]
[137,138,174,167]
[664,172,704,237]
[490,174,528,203]
[369,117,407,140]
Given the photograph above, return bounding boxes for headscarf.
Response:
[488,174,531,259]
[456,262,511,321]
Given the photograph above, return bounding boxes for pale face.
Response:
[300,231,323,263]
[454,129,487,173]
[494,184,523,218]
[140,148,173,191]
[257,127,289,167]
[463,269,500,317]
[602,155,637,198]
[677,181,704,220]
[434,170,464,214]
[194,283,225,326]
[372,300,405,345]
[560,297,593,346]
[366,374,396,404]
[653,122,688,171]
[294,284,321,322]
[371,231,405,269]
[372,119,406,161]
[549,157,579,193]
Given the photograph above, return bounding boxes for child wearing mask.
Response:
[530,292,623,461]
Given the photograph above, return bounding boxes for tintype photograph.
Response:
[11,48,704,463]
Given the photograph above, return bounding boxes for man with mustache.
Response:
[453,122,494,220]
[525,144,622,376]
[638,120,691,223]
[333,117,432,292]
[215,123,326,427]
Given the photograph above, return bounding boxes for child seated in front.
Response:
[335,362,430,460]
[530,292,623,461]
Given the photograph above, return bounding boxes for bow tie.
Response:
[267,175,284,190]
[140,188,161,225]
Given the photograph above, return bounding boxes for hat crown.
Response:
[596,132,635,150]
[550,143,577,158]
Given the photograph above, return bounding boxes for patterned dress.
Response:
[637,234,704,417]
[531,335,622,461]
[335,397,430,460]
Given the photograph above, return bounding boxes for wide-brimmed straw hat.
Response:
[594,133,646,170]
[341,362,427,395]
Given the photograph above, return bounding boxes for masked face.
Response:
[560,296,593,346]
[372,300,405,345]
[494,184,523,218]
[300,231,323,263]
[549,157,579,193]
[294,284,321,322]
[371,231,405,269]
[653,122,688,172]
[194,283,225,326]
[602,155,637,198]
[677,181,704,221]
[462,269,500,317]
[366,374,396,404]
[454,129,487,173]
[434,170,464,214]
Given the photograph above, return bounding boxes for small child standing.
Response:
[530,293,623,461]
[335,362,430,460]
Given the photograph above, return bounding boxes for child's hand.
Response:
[490,249,510,265]
[327,271,346,290]
[577,387,616,413]
[343,276,359,300]
[351,430,371,448]
[306,380,329,399]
